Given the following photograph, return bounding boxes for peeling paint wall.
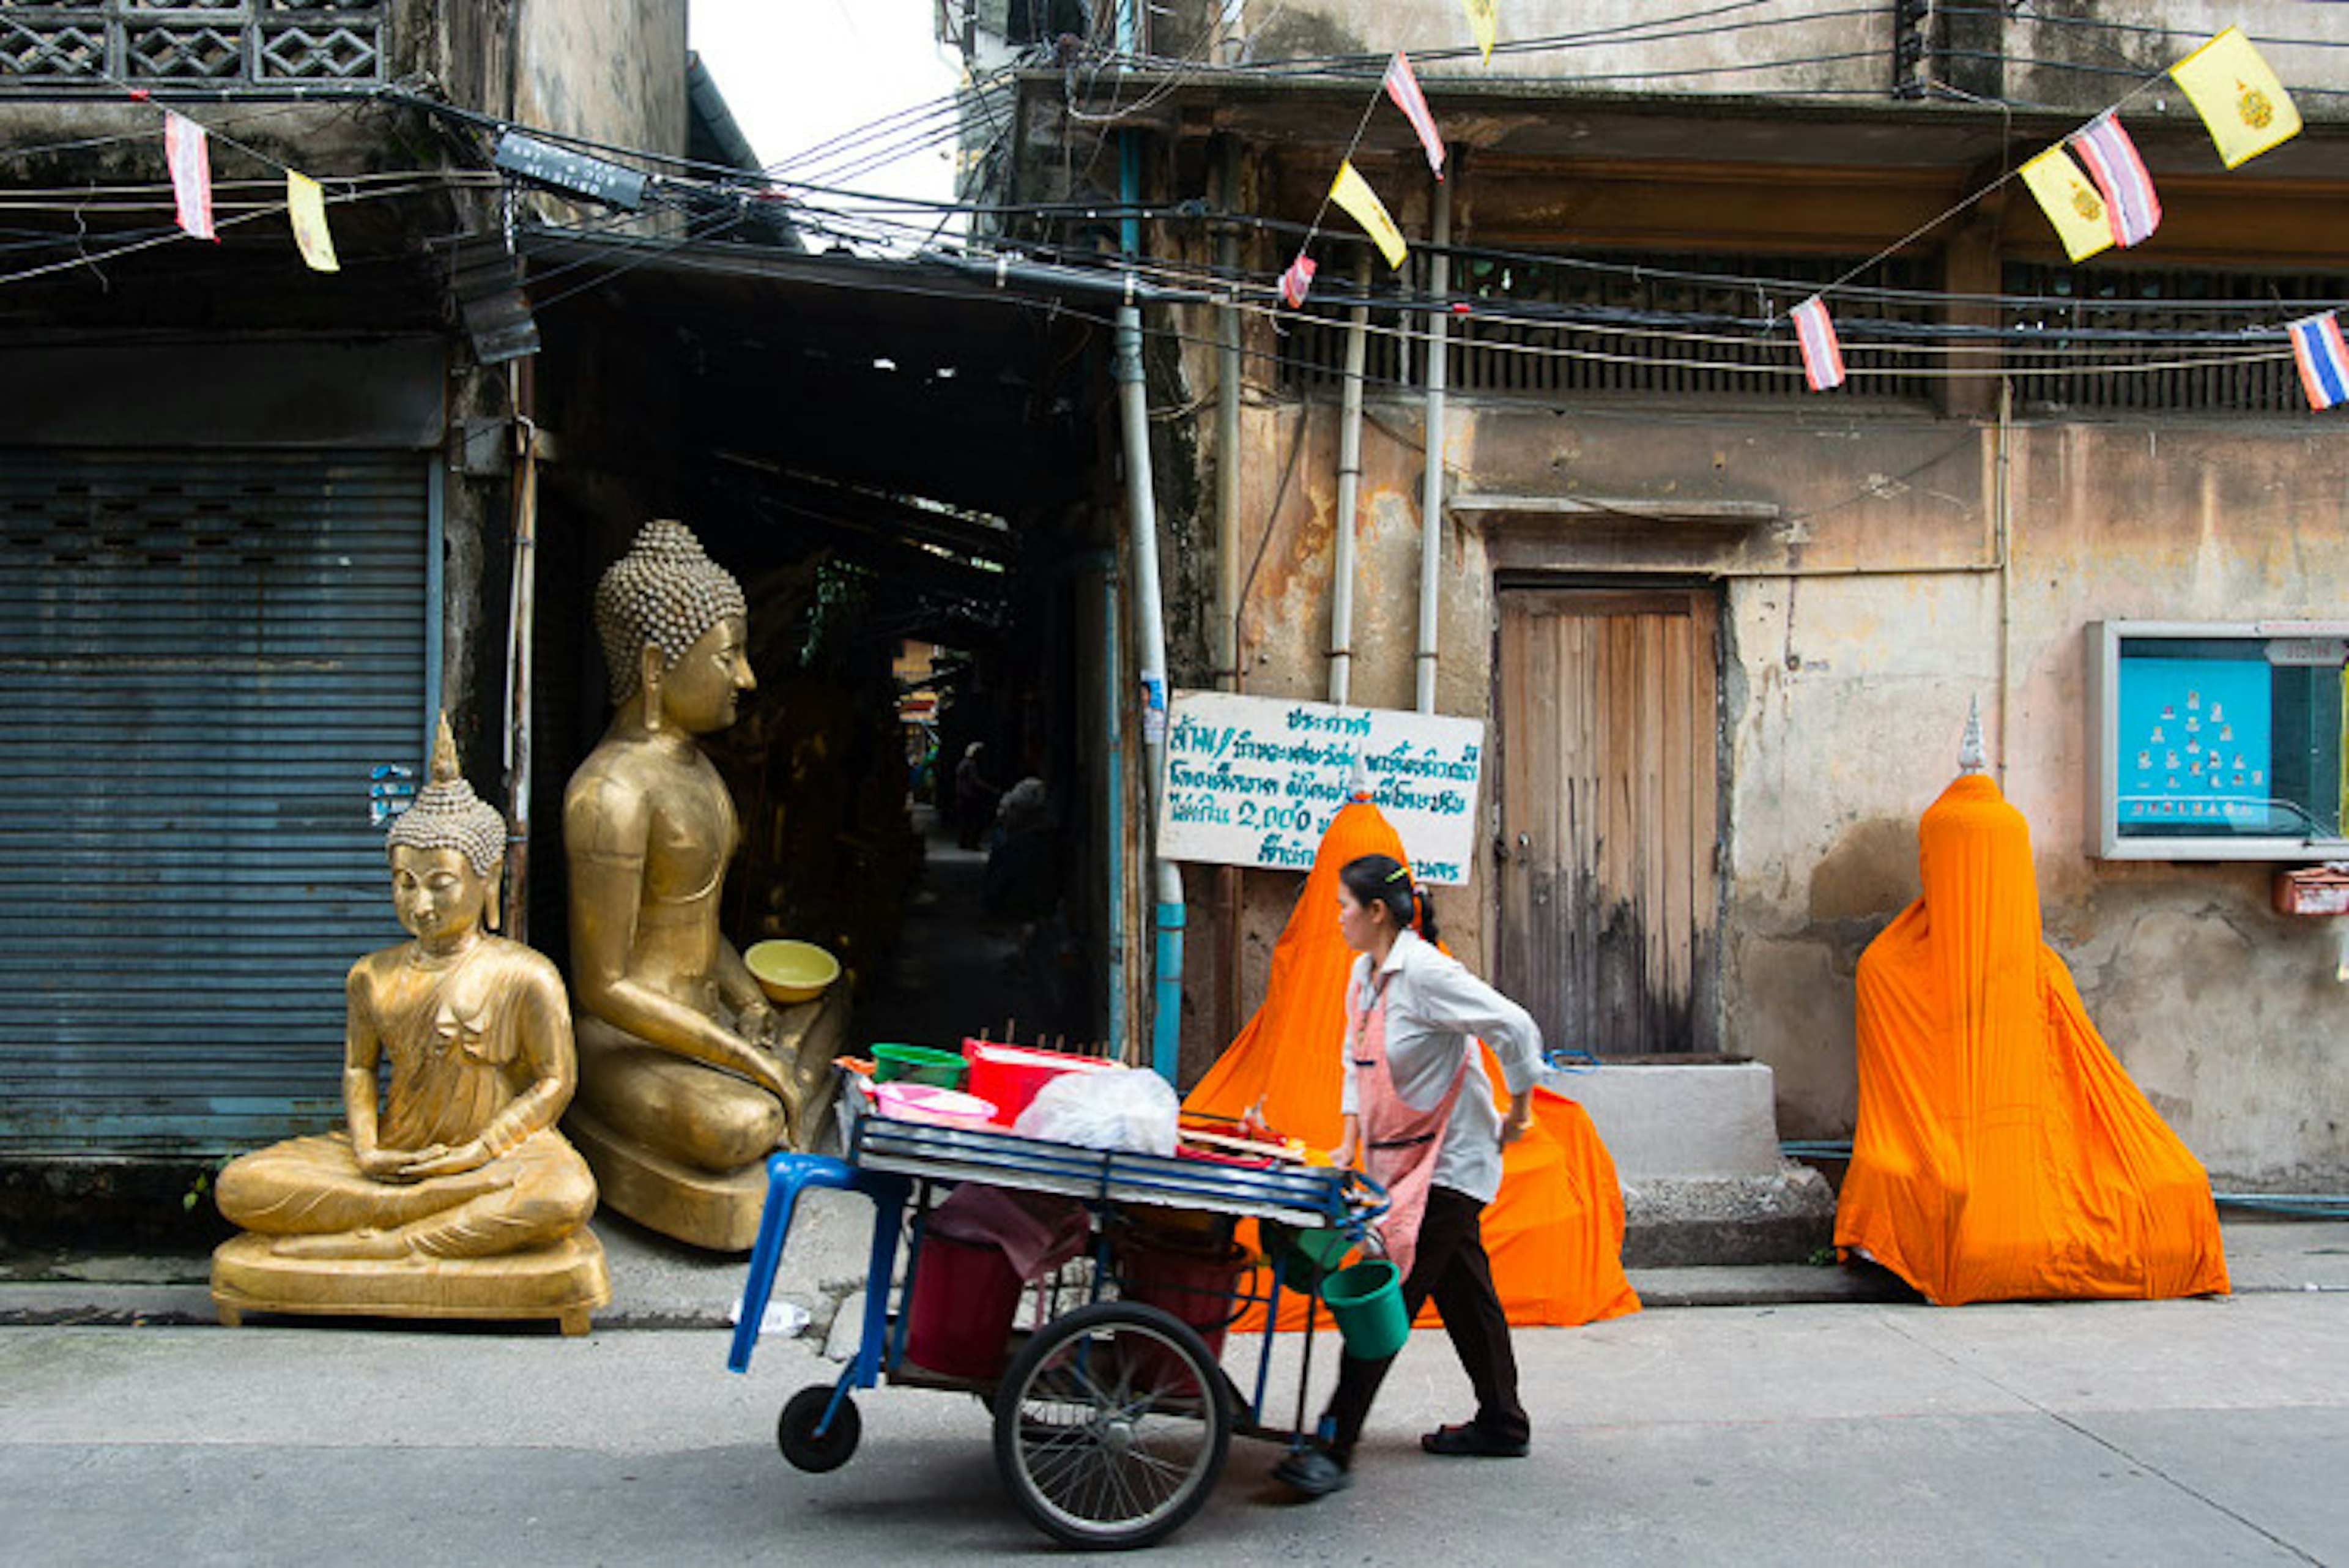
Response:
[1203,390,2349,1189]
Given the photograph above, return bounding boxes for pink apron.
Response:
[1351,969,1466,1282]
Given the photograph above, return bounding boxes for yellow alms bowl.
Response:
[744,939,841,1005]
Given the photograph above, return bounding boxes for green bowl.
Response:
[870,1042,968,1088]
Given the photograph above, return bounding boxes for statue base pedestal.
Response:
[209,1229,611,1335]
[565,1109,770,1252]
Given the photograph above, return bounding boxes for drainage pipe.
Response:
[1116,300,1186,1082]
[1329,254,1371,706]
[1118,119,1185,1081]
[1414,176,1453,714]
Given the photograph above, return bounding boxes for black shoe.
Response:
[1272,1447,1353,1497]
[1420,1422,1530,1458]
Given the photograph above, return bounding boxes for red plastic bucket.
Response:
[903,1232,1022,1380]
[1118,1235,1247,1395]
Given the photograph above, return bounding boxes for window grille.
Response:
[1278,247,1935,404]
[0,3,385,87]
[2002,262,2347,416]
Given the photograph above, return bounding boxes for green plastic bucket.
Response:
[870,1043,968,1088]
[1292,1226,1356,1272]
[1320,1259,1409,1360]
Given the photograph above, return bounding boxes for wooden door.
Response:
[1496,589,1720,1057]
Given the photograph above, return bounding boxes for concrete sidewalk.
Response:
[4,1209,2343,1331]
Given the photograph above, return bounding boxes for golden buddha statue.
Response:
[210,718,609,1333]
[561,519,842,1252]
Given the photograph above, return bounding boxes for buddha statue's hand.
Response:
[354,1142,420,1182]
[736,1000,781,1050]
[398,1139,499,1181]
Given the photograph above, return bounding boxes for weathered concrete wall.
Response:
[1211,389,2349,1190]
[1214,0,2349,109]
[2008,2,2349,110]
[1236,0,1890,94]
[515,0,689,156]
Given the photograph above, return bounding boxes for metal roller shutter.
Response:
[0,450,434,1155]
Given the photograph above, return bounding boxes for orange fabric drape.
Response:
[1835,773,2229,1305]
[1184,800,1639,1329]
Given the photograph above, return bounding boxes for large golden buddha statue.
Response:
[561,519,841,1251]
[210,719,609,1334]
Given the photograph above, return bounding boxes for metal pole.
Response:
[1330,253,1370,705]
[502,362,538,940]
[1415,177,1452,714]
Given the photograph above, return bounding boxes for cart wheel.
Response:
[777,1384,861,1473]
[992,1301,1229,1550]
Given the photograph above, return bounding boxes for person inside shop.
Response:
[1274,853,1545,1499]
[954,740,1001,850]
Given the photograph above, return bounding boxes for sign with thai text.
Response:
[1158,690,1484,883]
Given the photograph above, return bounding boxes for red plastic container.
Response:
[903,1232,1022,1380]
[962,1040,1111,1127]
[1117,1235,1247,1394]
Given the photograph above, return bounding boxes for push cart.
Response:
[727,1099,1386,1550]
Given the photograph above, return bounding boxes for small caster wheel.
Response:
[777,1383,861,1473]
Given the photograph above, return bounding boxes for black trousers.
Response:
[1322,1184,1529,1458]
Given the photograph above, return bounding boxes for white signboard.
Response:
[1159,689,1485,884]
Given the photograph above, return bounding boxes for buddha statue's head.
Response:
[593,519,753,735]
[387,716,507,938]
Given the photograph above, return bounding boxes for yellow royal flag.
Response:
[1463,0,1497,64]
[1329,160,1408,270]
[2170,26,2300,169]
[286,171,338,273]
[2019,144,2115,263]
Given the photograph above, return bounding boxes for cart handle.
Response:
[728,1153,909,1374]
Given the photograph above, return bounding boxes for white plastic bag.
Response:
[1012,1066,1180,1156]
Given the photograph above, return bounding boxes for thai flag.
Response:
[163,112,216,241]
[1791,295,1846,392]
[2068,113,2160,248]
[1383,51,1447,179]
[1278,251,1318,308]
[2287,311,2349,412]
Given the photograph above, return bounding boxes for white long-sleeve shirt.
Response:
[1338,928,1546,1205]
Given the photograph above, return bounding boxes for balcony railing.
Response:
[0,2,385,87]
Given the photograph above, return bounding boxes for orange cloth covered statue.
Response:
[1836,770,2228,1304]
[1186,799,1639,1328]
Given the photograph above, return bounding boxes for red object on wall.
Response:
[2273,864,2349,916]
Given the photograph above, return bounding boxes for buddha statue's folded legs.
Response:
[217,1127,596,1260]
[570,1014,792,1173]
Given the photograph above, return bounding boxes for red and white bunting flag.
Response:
[2287,311,2349,412]
[2068,112,2161,248]
[1791,295,1846,391]
[163,112,216,241]
[1383,51,1447,179]
[1279,251,1318,308]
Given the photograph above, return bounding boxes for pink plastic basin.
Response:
[873,1080,999,1129]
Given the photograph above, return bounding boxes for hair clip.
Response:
[1384,863,1409,883]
